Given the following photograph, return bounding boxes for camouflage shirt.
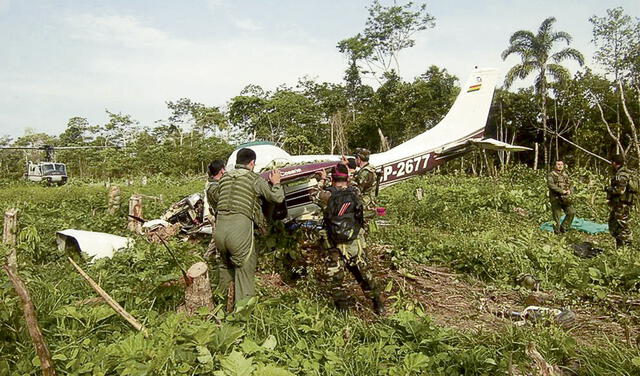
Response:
[547,170,571,199]
[608,166,632,206]
[353,163,377,201]
[205,178,219,217]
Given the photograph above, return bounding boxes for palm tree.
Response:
[502,17,584,167]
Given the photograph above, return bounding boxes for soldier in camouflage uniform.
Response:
[547,160,575,234]
[209,148,284,306]
[315,164,385,315]
[605,154,634,248]
[204,160,225,259]
[351,148,378,221]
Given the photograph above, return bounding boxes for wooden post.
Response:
[107,186,121,215]
[3,265,56,376]
[127,195,143,234]
[3,208,18,270]
[67,257,148,335]
[183,262,214,315]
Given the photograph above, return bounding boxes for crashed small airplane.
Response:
[156,68,529,233]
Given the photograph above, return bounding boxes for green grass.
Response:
[1,169,639,375]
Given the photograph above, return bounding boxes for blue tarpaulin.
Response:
[540,216,609,234]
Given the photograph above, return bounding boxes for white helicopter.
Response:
[0,144,118,185]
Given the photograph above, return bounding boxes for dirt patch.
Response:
[263,244,640,347]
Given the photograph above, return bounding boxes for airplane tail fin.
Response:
[371,68,499,164]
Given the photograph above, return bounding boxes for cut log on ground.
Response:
[67,257,148,336]
[107,186,121,215]
[127,195,143,234]
[183,262,214,315]
[3,208,18,270]
[3,265,56,376]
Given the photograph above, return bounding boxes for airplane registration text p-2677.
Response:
[379,153,432,185]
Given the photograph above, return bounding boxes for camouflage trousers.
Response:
[325,234,381,311]
[608,204,633,248]
[550,198,575,233]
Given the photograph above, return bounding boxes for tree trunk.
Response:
[3,208,18,270]
[619,82,640,170]
[127,195,143,234]
[183,262,214,315]
[3,265,56,376]
[107,186,121,215]
[533,143,539,170]
[377,128,390,152]
[541,77,549,168]
[498,100,505,170]
[554,100,559,162]
[506,133,516,166]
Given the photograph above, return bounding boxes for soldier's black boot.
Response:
[333,297,352,312]
[372,294,386,316]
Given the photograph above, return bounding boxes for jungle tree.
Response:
[501,17,584,167]
[590,7,640,167]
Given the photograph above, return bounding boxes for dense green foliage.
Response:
[379,166,640,297]
[1,169,639,375]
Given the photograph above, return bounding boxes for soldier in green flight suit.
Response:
[204,159,225,259]
[209,148,284,307]
[547,160,575,233]
[350,148,378,221]
[605,154,634,248]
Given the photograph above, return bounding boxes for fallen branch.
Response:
[3,265,56,376]
[605,294,640,307]
[554,132,611,164]
[67,257,148,336]
[421,266,455,277]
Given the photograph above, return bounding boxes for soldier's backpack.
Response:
[325,187,364,244]
[623,171,640,204]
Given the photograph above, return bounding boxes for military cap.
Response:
[354,148,371,160]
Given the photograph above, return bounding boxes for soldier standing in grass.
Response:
[316,163,385,315]
[605,154,635,248]
[547,160,575,234]
[203,160,225,259]
[210,148,284,307]
[350,148,378,222]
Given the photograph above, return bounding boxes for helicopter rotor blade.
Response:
[0,145,120,150]
[46,146,121,150]
[0,146,44,150]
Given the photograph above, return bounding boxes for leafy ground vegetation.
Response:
[1,168,640,375]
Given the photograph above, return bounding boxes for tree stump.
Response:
[3,208,18,270]
[107,186,121,215]
[127,195,143,234]
[183,262,214,315]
